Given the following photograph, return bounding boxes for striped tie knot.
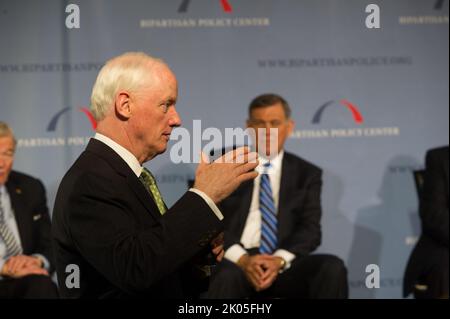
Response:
[262,162,272,174]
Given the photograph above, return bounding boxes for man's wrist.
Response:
[33,256,44,268]
[237,254,249,269]
[189,188,224,220]
[31,255,45,268]
[0,263,8,276]
[275,257,286,271]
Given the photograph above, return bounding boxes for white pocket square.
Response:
[33,214,42,221]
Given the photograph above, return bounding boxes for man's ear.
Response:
[115,91,132,120]
[287,119,295,136]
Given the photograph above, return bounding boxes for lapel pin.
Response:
[16,188,22,194]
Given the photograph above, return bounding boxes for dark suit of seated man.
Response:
[404,146,449,299]
[207,94,348,299]
[0,122,58,299]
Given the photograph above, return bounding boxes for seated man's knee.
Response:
[212,260,246,282]
[311,254,348,298]
[208,260,251,298]
[20,275,58,298]
[318,254,347,279]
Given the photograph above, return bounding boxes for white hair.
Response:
[90,52,165,121]
[0,121,17,147]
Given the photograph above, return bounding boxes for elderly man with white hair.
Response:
[52,52,258,298]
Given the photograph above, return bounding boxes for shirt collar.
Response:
[257,150,284,174]
[94,133,143,177]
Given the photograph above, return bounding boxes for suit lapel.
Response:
[5,178,32,253]
[235,181,254,237]
[127,174,162,221]
[278,154,295,242]
[86,139,162,221]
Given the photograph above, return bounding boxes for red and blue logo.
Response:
[178,0,233,13]
[47,107,97,132]
[312,100,364,125]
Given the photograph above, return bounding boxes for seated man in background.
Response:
[0,122,58,298]
[207,94,348,299]
[404,146,449,299]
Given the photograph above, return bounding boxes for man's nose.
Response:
[168,107,182,127]
[263,125,276,136]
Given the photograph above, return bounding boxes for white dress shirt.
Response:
[224,150,296,270]
[94,133,223,220]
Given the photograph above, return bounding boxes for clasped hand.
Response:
[1,255,48,278]
[237,254,284,291]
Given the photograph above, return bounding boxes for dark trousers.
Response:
[0,275,59,299]
[415,251,449,299]
[207,253,348,299]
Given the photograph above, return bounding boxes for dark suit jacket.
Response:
[404,146,449,296]
[220,152,322,257]
[52,139,222,298]
[4,171,54,271]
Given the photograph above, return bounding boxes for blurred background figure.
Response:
[404,146,449,299]
[0,122,58,299]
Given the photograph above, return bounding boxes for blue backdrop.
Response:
[0,0,448,298]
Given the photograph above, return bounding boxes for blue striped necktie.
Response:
[259,162,278,254]
[0,188,22,258]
